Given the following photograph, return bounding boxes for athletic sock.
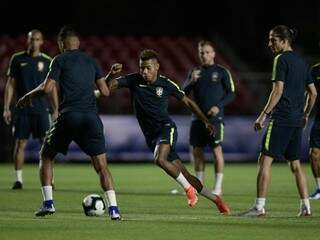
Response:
[255,198,266,210]
[316,178,320,190]
[176,172,191,190]
[195,171,204,184]
[214,173,223,193]
[41,185,53,201]
[15,170,23,183]
[104,190,118,207]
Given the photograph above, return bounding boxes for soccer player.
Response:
[16,26,121,220]
[242,25,317,216]
[309,62,320,200]
[105,49,231,215]
[3,29,58,190]
[182,40,235,195]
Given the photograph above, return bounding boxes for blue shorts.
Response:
[310,120,320,148]
[45,112,106,156]
[261,120,302,161]
[145,122,180,161]
[190,121,223,147]
[13,112,50,139]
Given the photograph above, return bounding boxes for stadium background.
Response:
[1,1,320,162]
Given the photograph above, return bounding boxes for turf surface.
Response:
[0,163,319,240]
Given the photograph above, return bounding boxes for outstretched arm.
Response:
[181,95,215,135]
[3,76,16,125]
[16,77,56,109]
[254,81,283,131]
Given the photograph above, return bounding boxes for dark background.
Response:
[1,1,320,70]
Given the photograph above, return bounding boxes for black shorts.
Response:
[13,112,50,139]
[310,119,320,148]
[261,120,302,161]
[45,112,106,156]
[145,122,180,161]
[190,121,223,148]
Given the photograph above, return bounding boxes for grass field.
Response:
[0,162,320,240]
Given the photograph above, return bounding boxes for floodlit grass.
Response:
[0,163,319,240]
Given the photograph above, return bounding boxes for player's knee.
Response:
[16,140,27,152]
[155,156,166,167]
[310,149,320,162]
[289,161,300,173]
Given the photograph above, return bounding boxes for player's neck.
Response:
[27,49,41,57]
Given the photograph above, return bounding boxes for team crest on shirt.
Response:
[211,72,219,82]
[155,87,163,97]
[37,61,44,72]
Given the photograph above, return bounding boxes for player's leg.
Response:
[310,147,320,199]
[78,113,121,220]
[211,123,224,195]
[172,159,230,215]
[91,154,121,220]
[309,121,320,199]
[11,113,30,189]
[190,121,206,183]
[12,139,28,189]
[286,127,311,216]
[35,142,57,216]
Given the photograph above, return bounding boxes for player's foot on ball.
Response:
[11,181,23,190]
[108,206,121,220]
[213,195,231,215]
[185,186,198,207]
[35,200,55,217]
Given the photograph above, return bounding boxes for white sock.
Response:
[195,171,204,184]
[15,170,23,183]
[104,190,118,207]
[200,186,217,201]
[255,198,266,210]
[214,173,223,192]
[316,178,320,190]
[176,172,191,190]
[301,198,310,210]
[41,186,53,201]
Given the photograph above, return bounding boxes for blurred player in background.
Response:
[17,26,121,220]
[242,25,317,216]
[105,49,231,215]
[308,61,320,200]
[3,29,58,190]
[182,40,235,195]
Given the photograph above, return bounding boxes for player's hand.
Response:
[3,109,12,125]
[254,112,267,131]
[110,63,122,75]
[205,121,216,136]
[207,106,220,116]
[16,95,33,109]
[191,69,201,82]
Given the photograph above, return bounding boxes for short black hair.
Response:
[139,49,159,62]
[198,40,215,50]
[58,25,78,42]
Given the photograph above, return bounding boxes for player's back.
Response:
[49,49,100,113]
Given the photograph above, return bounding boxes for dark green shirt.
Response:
[117,73,185,136]
[7,51,52,114]
[183,64,235,123]
[271,51,313,126]
[47,49,103,113]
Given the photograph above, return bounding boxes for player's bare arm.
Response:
[3,76,16,125]
[181,95,215,135]
[254,81,283,131]
[303,83,317,127]
[16,77,56,109]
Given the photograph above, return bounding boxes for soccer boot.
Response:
[35,200,56,216]
[185,186,198,207]
[108,206,121,220]
[11,181,23,190]
[309,189,320,200]
[213,195,231,215]
[297,205,311,217]
[240,207,265,217]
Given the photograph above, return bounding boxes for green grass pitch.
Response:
[0,163,319,240]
